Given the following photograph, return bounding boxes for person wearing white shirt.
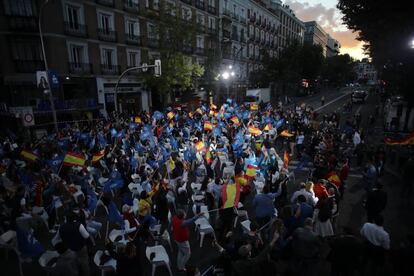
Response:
[353,131,361,147]
[291,182,318,207]
[360,215,390,250]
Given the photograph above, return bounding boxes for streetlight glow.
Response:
[410,39,414,49]
[222,71,230,80]
[230,71,235,77]
[228,65,233,69]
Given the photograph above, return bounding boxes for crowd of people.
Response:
[0,98,408,276]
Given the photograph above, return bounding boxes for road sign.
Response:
[48,69,59,89]
[9,106,35,127]
[154,59,161,77]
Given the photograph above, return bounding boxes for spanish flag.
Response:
[231,116,240,126]
[20,150,39,162]
[134,116,142,124]
[235,175,248,186]
[210,103,217,110]
[195,141,205,152]
[283,150,289,170]
[250,103,259,111]
[167,111,175,120]
[280,130,294,137]
[205,149,212,165]
[221,183,240,209]
[327,171,342,187]
[246,164,258,179]
[384,132,414,145]
[92,150,105,163]
[263,123,271,131]
[204,121,213,131]
[63,152,86,167]
[248,125,262,136]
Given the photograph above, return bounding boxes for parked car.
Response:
[351,90,368,103]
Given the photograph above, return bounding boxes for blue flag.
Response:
[16,227,45,258]
[275,118,285,129]
[153,111,164,120]
[110,128,118,138]
[87,188,98,213]
[47,154,64,173]
[108,201,124,228]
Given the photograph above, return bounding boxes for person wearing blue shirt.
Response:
[253,184,282,227]
[293,195,314,227]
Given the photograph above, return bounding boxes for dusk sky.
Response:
[285,0,367,60]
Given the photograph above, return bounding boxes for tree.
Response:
[338,0,414,105]
[144,3,205,105]
[322,54,356,86]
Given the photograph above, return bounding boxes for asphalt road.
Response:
[3,87,412,276]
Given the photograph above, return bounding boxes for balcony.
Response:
[95,0,114,7]
[64,22,88,37]
[231,33,239,41]
[240,35,246,43]
[207,27,217,35]
[223,30,231,39]
[239,17,247,25]
[125,33,142,45]
[147,37,159,48]
[195,0,205,9]
[97,28,117,42]
[182,45,193,54]
[232,13,239,21]
[195,47,205,55]
[68,62,93,74]
[124,0,139,12]
[249,16,256,23]
[100,64,120,75]
[207,5,216,15]
[14,60,44,73]
[223,9,232,20]
[7,16,37,32]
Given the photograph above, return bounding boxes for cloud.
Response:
[285,0,367,59]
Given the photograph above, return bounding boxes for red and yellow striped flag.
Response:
[283,150,289,170]
[195,141,205,152]
[204,121,213,131]
[210,103,217,110]
[280,130,294,137]
[134,116,142,124]
[92,150,105,163]
[327,171,342,187]
[248,125,262,136]
[20,150,39,162]
[231,116,240,125]
[63,152,86,167]
[221,183,240,209]
[263,123,271,131]
[246,164,258,179]
[235,175,248,186]
[205,148,212,165]
[384,132,414,145]
[167,111,175,120]
[250,103,259,111]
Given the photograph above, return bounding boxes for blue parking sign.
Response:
[48,69,59,89]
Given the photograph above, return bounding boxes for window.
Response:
[182,7,191,20]
[127,50,140,67]
[153,0,159,10]
[68,44,86,65]
[65,4,83,28]
[125,18,139,35]
[233,4,236,15]
[249,25,254,37]
[208,17,216,29]
[97,11,114,32]
[249,44,254,57]
[147,23,157,38]
[197,13,205,25]
[4,0,34,16]
[196,35,204,48]
[165,1,176,15]
[208,0,215,7]
[10,38,42,61]
[101,47,116,66]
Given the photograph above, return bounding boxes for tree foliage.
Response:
[321,54,356,86]
[337,0,414,104]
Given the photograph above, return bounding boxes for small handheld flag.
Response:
[195,141,205,152]
[20,150,39,162]
[204,121,213,131]
[63,152,86,167]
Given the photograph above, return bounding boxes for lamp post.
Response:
[220,65,235,100]
[39,0,58,133]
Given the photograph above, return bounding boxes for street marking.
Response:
[314,92,351,112]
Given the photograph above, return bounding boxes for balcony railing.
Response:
[239,17,247,25]
[232,13,239,21]
[249,16,256,23]
[101,64,120,75]
[223,9,232,19]
[207,5,216,14]
[182,45,193,54]
[195,47,205,55]
[97,28,117,42]
[64,22,88,37]
[195,0,205,9]
[125,33,142,45]
[207,27,217,35]
[95,0,114,7]
[123,0,139,12]
[7,16,37,32]
[68,62,93,74]
[147,37,159,48]
[223,30,231,38]
[14,60,44,73]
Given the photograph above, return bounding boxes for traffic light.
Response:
[154,59,161,77]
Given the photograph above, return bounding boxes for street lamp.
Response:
[410,38,414,49]
[39,0,58,133]
[220,65,236,99]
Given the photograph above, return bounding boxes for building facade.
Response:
[304,20,328,56]
[355,58,377,85]
[326,34,340,57]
